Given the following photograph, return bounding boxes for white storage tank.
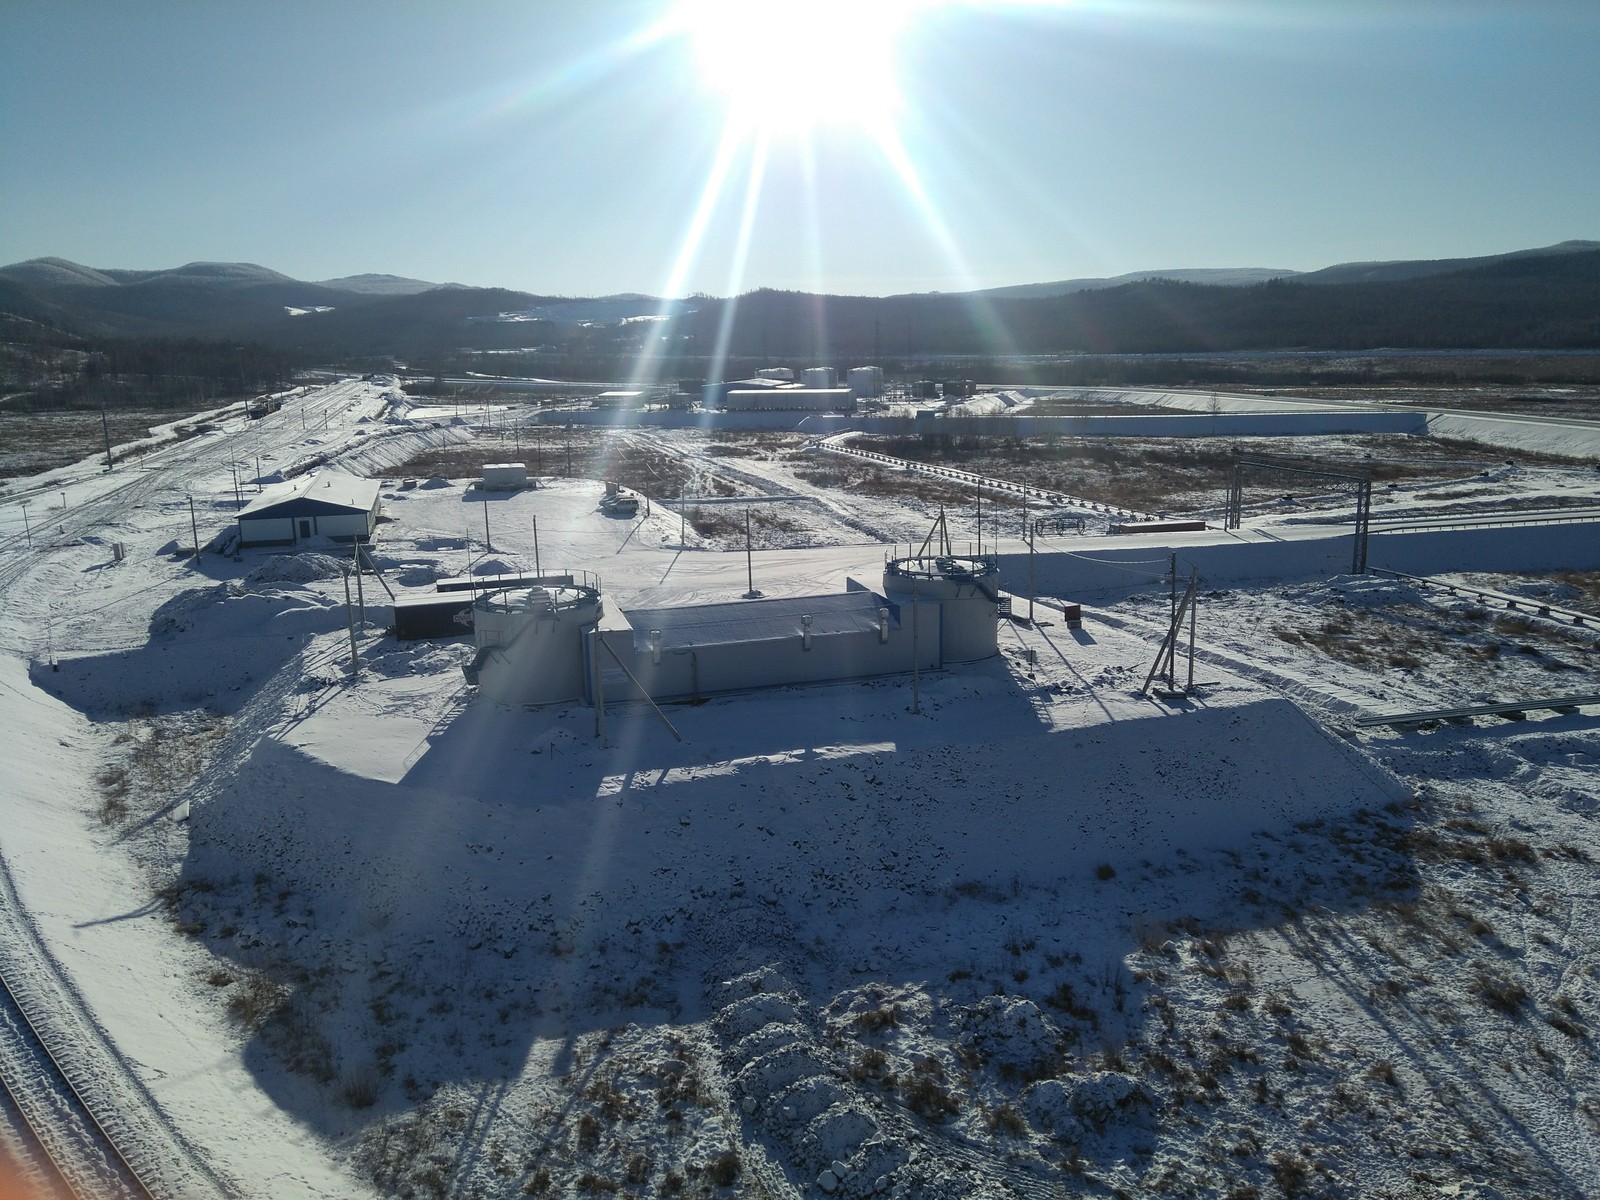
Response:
[848,365,885,398]
[802,366,837,389]
[470,580,604,705]
[881,555,1001,663]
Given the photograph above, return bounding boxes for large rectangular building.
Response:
[236,470,382,547]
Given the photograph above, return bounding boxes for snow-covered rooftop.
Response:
[621,589,892,652]
[238,468,381,516]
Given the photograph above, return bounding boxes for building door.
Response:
[298,519,312,539]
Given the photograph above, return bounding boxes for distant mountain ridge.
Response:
[0,242,1595,358]
[315,273,458,295]
[1293,240,1600,286]
[967,241,1600,300]
[970,267,1301,301]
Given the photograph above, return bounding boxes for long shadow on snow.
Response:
[180,652,1420,1161]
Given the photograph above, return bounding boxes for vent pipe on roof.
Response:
[802,614,813,651]
[878,608,889,643]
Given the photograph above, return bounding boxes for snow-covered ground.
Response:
[2,383,1599,1198]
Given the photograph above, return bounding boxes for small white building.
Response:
[481,462,528,490]
[236,470,382,547]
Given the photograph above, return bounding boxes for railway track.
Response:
[0,967,159,1200]
[0,384,379,1199]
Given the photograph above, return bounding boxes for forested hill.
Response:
[678,249,1600,360]
[1,247,1596,361]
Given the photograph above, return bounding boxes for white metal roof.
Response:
[238,470,381,517]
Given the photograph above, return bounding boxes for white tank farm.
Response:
[882,555,1001,663]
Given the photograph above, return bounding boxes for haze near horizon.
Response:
[2,1,1596,299]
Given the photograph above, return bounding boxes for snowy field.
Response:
[1,382,1599,1198]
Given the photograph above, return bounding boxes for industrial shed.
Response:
[468,556,1000,708]
[236,470,382,547]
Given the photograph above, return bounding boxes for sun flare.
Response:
[677,0,922,136]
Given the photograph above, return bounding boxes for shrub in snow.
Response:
[1068,1071,1153,1133]
[901,1071,960,1124]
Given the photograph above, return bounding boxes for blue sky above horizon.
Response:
[2,1,1595,299]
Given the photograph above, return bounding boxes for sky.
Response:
[2,0,1596,299]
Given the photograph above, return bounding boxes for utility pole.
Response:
[353,541,366,625]
[1028,524,1036,625]
[343,568,359,676]
[100,397,114,469]
[188,495,201,562]
[532,516,541,579]
[679,484,686,546]
[231,463,242,509]
[256,455,263,491]
[976,487,982,555]
[743,508,757,598]
[483,498,492,552]
[21,501,32,547]
[910,570,922,714]
[1188,566,1198,692]
[1167,552,1178,689]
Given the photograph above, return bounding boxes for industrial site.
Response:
[3,371,1600,1200]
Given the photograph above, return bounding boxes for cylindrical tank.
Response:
[473,583,602,704]
[802,366,837,389]
[848,365,885,398]
[881,556,1001,663]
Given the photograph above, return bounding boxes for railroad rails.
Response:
[1368,566,1599,628]
[0,967,159,1200]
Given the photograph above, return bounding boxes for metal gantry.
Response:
[1225,458,1373,574]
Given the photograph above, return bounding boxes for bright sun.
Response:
[677,0,921,136]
